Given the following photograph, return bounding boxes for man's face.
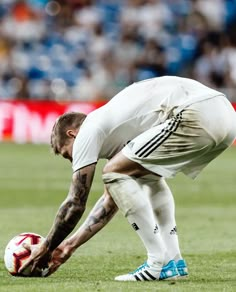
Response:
[60,138,74,162]
[57,128,78,162]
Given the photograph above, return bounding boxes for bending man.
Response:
[20,76,236,281]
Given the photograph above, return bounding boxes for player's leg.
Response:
[114,111,211,281]
[103,157,178,281]
[138,175,188,277]
[117,94,236,281]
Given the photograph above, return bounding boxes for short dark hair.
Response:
[51,112,87,154]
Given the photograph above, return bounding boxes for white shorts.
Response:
[122,95,236,179]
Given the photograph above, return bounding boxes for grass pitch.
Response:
[0,143,236,292]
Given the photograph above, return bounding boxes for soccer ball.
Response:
[4,232,45,276]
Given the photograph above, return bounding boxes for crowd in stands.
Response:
[0,0,236,101]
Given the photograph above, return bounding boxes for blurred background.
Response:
[1,0,236,101]
[0,0,236,143]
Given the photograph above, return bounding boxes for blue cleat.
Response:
[159,260,179,281]
[176,259,188,278]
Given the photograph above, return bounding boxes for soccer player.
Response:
[20,76,236,281]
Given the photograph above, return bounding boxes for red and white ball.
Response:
[4,232,44,276]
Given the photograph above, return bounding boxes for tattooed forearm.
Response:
[84,195,118,233]
[65,192,118,250]
[46,164,96,251]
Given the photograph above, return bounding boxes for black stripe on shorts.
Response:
[135,112,182,158]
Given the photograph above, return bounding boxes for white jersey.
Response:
[72,76,223,172]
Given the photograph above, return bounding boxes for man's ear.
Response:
[66,129,76,139]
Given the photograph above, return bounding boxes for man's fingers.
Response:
[22,243,31,251]
[17,242,51,276]
[18,258,33,273]
[31,261,38,273]
[18,244,32,273]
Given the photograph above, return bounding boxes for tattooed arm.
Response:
[45,163,96,251]
[67,188,118,248]
[44,189,118,276]
[19,163,96,274]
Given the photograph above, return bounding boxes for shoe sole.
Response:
[177,275,189,280]
[161,275,178,281]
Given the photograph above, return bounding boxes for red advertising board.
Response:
[0,100,105,144]
[0,100,235,144]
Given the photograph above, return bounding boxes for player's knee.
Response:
[102,172,149,217]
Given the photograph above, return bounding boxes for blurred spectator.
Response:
[120,0,173,41]
[1,0,46,42]
[221,35,236,88]
[71,67,108,101]
[194,0,226,32]
[135,38,167,79]
[193,41,222,87]
[0,0,236,101]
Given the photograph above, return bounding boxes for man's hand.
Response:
[42,241,73,277]
[18,240,51,275]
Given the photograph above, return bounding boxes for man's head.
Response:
[51,112,87,161]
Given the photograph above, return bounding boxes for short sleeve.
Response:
[72,124,105,172]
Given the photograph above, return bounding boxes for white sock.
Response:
[103,172,167,267]
[138,175,182,261]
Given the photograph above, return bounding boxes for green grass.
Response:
[0,143,236,291]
